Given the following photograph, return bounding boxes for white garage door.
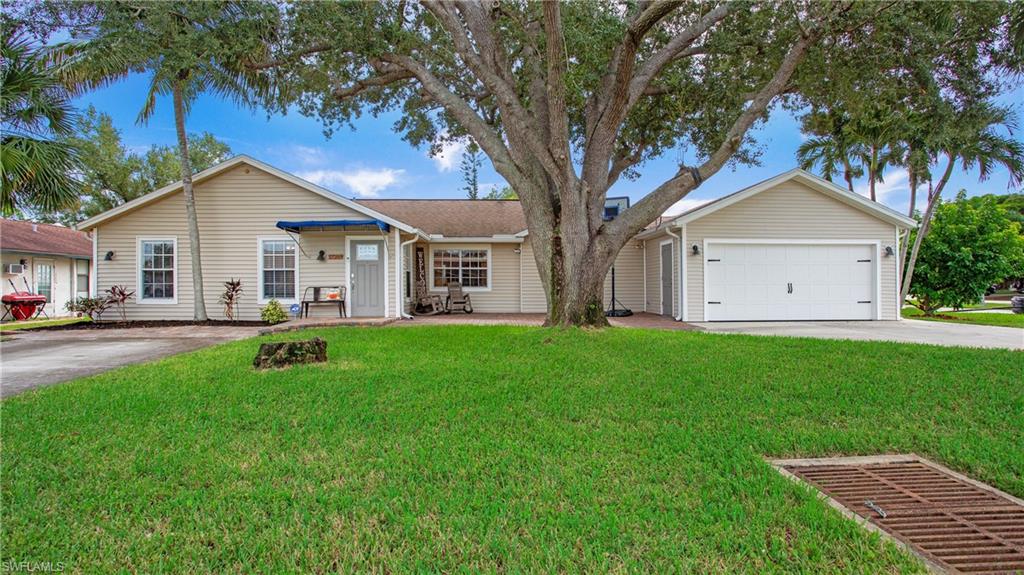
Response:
[705,242,876,321]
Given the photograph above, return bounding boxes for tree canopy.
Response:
[0,22,82,216]
[34,106,232,226]
[909,192,1024,314]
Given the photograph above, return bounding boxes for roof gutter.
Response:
[427,235,524,243]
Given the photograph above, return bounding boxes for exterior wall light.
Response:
[884,245,895,256]
[691,244,701,256]
[104,251,115,261]
[317,250,326,261]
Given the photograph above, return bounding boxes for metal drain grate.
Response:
[773,455,1024,574]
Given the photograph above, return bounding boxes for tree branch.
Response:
[423,1,562,184]
[607,29,818,241]
[383,53,531,194]
[331,62,414,98]
[627,3,733,109]
[542,0,572,179]
[246,43,334,71]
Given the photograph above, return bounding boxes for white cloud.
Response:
[298,168,404,197]
[854,168,908,204]
[430,138,467,172]
[663,197,712,217]
[291,145,328,166]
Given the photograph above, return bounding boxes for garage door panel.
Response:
[706,242,876,321]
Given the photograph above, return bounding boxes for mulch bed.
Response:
[34,320,268,331]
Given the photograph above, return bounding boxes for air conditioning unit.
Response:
[3,264,26,274]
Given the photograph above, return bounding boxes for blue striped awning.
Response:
[276,220,390,233]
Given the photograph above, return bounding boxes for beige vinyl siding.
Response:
[685,180,899,321]
[423,242,522,313]
[643,232,680,317]
[94,164,400,320]
[520,239,546,313]
[602,240,646,312]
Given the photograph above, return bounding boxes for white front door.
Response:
[705,242,876,321]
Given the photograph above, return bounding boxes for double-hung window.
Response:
[431,247,489,289]
[139,238,176,302]
[75,259,90,299]
[260,239,298,302]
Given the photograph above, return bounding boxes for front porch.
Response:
[277,219,415,321]
[262,312,701,334]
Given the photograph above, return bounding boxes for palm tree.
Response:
[65,2,277,320]
[900,103,1024,303]
[0,31,82,216]
[796,111,862,191]
[847,110,904,203]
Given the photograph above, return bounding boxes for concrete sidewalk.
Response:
[694,319,1023,350]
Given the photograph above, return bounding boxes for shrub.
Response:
[65,297,110,320]
[104,285,135,321]
[260,299,288,324]
[220,279,244,321]
[910,192,1024,315]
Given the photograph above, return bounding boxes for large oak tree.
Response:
[261,1,1016,325]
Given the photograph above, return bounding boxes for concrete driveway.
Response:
[0,325,262,398]
[694,319,1023,350]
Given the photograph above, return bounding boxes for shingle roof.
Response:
[0,218,92,258]
[357,199,527,237]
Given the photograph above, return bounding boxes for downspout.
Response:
[398,234,419,319]
[641,239,646,313]
[665,227,682,321]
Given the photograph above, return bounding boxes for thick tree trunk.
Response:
[172,81,208,321]
[543,241,612,327]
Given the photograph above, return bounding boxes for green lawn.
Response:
[902,306,1024,328]
[2,326,1021,573]
[0,317,89,331]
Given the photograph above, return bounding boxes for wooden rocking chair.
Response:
[413,273,445,315]
[445,281,473,314]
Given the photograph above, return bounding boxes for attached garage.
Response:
[639,169,917,322]
[704,241,878,321]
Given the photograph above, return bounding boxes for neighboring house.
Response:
[76,156,916,322]
[1,218,93,318]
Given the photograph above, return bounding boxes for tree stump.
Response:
[253,337,328,370]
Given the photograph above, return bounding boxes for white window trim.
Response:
[137,236,178,305]
[428,244,493,293]
[257,236,301,305]
[75,258,90,299]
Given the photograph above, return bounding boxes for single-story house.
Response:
[1,218,93,318]
[76,155,916,322]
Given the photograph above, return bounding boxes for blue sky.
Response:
[76,73,1023,217]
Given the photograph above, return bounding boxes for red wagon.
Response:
[2,278,48,321]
